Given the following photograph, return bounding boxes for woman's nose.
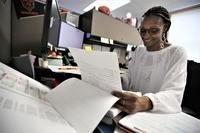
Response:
[142,32,151,40]
[142,31,151,38]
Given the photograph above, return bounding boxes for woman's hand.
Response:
[112,91,153,114]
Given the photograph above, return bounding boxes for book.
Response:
[0,48,122,133]
[117,112,200,133]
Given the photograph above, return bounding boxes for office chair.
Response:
[11,54,35,79]
[182,60,200,119]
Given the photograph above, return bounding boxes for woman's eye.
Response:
[140,29,146,34]
[149,28,160,34]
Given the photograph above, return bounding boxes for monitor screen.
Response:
[58,22,84,49]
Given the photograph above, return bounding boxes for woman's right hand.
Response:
[112,91,152,114]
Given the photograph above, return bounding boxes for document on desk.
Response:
[69,48,122,92]
[118,112,200,133]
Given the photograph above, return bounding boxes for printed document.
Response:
[69,48,122,93]
[0,88,76,133]
[47,78,119,133]
[0,62,76,133]
[118,112,200,133]
[47,48,122,133]
[1,47,122,133]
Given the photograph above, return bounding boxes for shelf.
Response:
[83,35,127,49]
[79,9,142,45]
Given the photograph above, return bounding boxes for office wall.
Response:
[11,1,44,56]
[0,0,11,64]
[169,6,200,63]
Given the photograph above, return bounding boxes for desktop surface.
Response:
[34,65,81,88]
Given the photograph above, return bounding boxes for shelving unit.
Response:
[79,9,142,46]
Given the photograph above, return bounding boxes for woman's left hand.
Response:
[112,91,152,114]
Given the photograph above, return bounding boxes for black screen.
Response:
[41,0,61,54]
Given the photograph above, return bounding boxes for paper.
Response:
[69,48,122,93]
[84,45,93,51]
[47,49,123,132]
[92,45,102,51]
[106,107,122,118]
[48,65,81,75]
[0,87,76,133]
[1,47,123,133]
[0,62,50,101]
[101,46,110,52]
[47,78,119,133]
[119,112,200,133]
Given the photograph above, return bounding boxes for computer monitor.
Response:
[58,22,84,49]
[11,0,61,57]
[41,0,61,54]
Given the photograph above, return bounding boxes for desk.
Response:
[34,66,81,88]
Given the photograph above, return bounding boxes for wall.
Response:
[0,0,11,64]
[169,6,200,63]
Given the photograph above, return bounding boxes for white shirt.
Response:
[122,45,187,113]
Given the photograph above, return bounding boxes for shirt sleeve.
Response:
[144,47,188,113]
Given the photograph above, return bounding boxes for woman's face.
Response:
[139,15,165,51]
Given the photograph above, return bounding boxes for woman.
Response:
[112,6,187,114]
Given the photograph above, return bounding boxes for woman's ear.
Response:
[163,24,169,32]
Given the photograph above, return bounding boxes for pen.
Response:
[58,67,79,70]
[133,126,146,133]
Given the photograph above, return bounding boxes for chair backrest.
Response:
[182,60,200,118]
[12,55,35,79]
